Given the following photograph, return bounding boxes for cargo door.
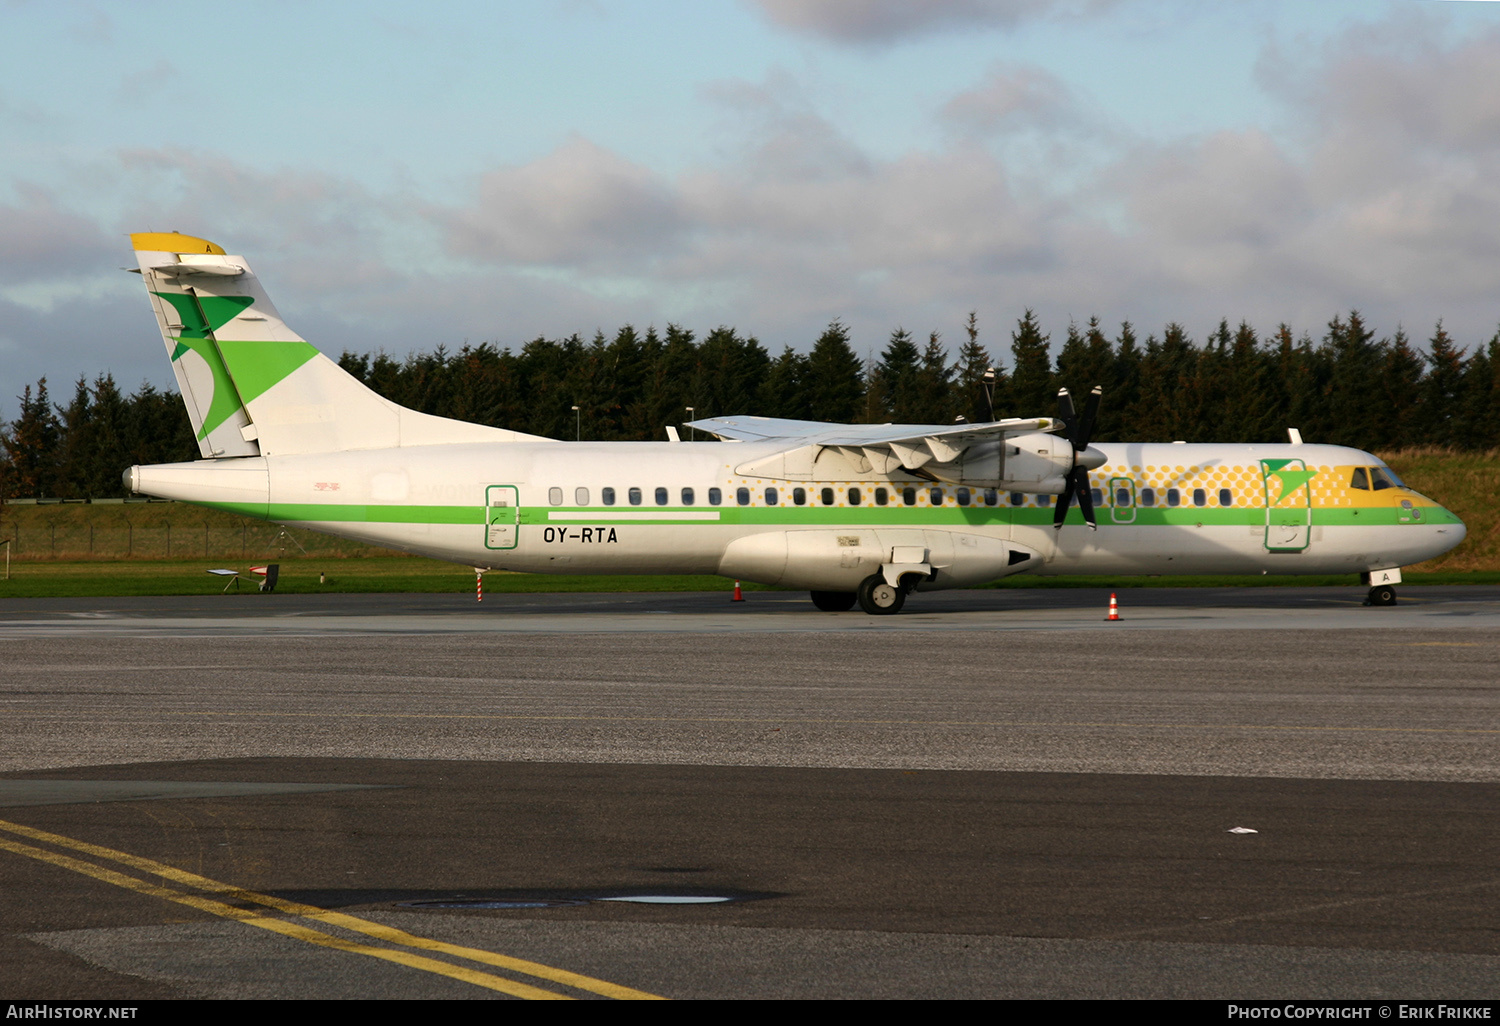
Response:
[1108,476,1136,525]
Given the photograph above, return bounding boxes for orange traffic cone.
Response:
[1105,592,1121,621]
[732,580,745,602]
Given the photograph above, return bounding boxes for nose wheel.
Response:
[1364,585,1397,607]
[857,574,906,615]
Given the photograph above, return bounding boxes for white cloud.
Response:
[747,0,1113,44]
[940,64,1078,135]
[445,137,685,267]
[13,10,1500,413]
[0,185,115,283]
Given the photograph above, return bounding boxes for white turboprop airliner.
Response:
[123,233,1466,613]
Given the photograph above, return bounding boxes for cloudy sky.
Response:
[4,0,1500,415]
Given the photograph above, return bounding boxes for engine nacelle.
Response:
[718,528,1040,592]
[920,431,1104,492]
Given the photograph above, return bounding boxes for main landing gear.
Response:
[1364,585,1397,607]
[811,575,916,614]
[856,574,906,615]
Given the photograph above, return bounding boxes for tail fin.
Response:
[130,232,543,457]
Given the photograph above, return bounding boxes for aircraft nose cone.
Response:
[1447,512,1467,547]
[1078,446,1107,471]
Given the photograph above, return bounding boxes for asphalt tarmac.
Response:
[1,586,1498,999]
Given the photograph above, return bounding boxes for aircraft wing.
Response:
[686,414,1059,473]
[683,416,838,442]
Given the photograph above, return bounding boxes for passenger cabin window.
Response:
[628,487,642,506]
[1166,488,1181,507]
[1219,488,1233,507]
[848,488,861,505]
[983,489,998,506]
[821,487,836,506]
[903,487,917,506]
[956,487,971,507]
[1114,487,1131,507]
[575,487,589,506]
[1036,494,1051,507]
[1010,492,1024,506]
[736,487,751,506]
[793,487,807,506]
[1192,488,1206,507]
[765,487,778,505]
[548,487,564,505]
[709,487,722,505]
[655,487,669,506]
[1350,468,1370,490]
[1090,488,1104,508]
[930,488,945,506]
[1140,488,1156,507]
[681,487,695,506]
[875,487,889,506]
[602,487,616,506]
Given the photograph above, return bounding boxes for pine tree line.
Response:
[4,310,1499,499]
[0,376,197,500]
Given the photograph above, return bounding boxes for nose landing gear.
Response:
[1361,569,1401,607]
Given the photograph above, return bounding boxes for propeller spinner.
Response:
[1052,386,1105,531]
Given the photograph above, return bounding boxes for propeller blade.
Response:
[1052,475,1076,530]
[1074,467,1097,530]
[1056,388,1076,436]
[1073,386,1101,451]
[1052,385,1102,531]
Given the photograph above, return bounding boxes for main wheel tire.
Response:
[810,590,857,612]
[1368,584,1397,607]
[856,574,906,615]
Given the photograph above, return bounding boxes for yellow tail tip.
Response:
[130,231,225,255]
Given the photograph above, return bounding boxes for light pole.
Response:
[571,405,580,441]
[685,406,694,441]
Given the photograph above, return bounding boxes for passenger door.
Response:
[484,485,520,550]
[1260,459,1314,552]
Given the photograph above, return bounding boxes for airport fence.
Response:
[0,501,398,561]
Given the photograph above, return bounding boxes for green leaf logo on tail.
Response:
[153,292,255,439]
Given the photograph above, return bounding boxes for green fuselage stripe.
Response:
[195,501,1458,529]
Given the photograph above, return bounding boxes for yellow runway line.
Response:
[0,817,663,1000]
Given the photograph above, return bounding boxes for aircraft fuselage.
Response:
[127,438,1464,589]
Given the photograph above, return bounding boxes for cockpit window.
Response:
[1349,468,1370,490]
[1370,467,1402,490]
